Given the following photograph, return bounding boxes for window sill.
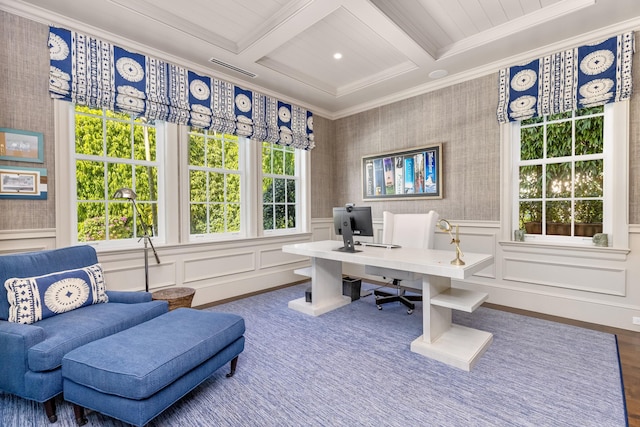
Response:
[95,232,313,255]
[499,240,630,261]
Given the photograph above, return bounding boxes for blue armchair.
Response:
[0,245,168,422]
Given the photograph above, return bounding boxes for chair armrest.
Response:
[0,320,46,393]
[106,290,153,304]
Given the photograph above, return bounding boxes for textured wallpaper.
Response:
[330,74,501,221]
[0,12,56,230]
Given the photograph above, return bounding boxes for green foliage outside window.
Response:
[519,106,604,237]
[188,129,241,235]
[75,105,159,242]
[262,142,296,231]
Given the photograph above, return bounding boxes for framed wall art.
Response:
[0,166,48,200]
[362,143,442,200]
[0,128,44,163]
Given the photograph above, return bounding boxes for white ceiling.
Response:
[2,0,640,118]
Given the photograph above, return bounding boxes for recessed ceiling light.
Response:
[429,69,448,79]
[333,53,343,60]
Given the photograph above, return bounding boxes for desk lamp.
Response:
[113,187,160,292]
[437,219,465,265]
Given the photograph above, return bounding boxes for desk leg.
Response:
[288,256,351,316]
[410,274,493,371]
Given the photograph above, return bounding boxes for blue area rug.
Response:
[0,283,626,426]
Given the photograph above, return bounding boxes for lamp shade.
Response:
[113,188,137,200]
[437,219,452,232]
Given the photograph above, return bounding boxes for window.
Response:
[61,103,308,247]
[261,142,299,233]
[517,106,605,239]
[188,129,243,238]
[511,101,629,247]
[73,105,163,245]
[184,133,307,240]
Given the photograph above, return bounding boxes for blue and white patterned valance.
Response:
[48,26,314,150]
[497,32,634,124]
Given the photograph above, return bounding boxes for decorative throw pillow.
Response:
[4,263,109,324]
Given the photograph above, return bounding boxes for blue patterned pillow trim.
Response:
[4,263,109,324]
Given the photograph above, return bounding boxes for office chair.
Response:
[365,210,439,314]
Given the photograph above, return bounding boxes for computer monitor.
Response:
[333,205,374,253]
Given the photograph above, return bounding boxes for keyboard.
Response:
[361,242,401,249]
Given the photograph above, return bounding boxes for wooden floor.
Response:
[203,284,640,426]
[484,303,640,427]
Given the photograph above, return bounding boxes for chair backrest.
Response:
[381,210,439,249]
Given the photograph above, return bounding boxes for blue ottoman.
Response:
[61,308,245,426]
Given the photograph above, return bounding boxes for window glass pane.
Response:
[77,160,106,200]
[274,178,286,203]
[546,162,571,198]
[520,126,543,160]
[107,163,132,200]
[209,172,224,203]
[275,204,286,229]
[206,138,223,169]
[575,160,603,197]
[546,200,571,235]
[77,202,106,241]
[287,205,296,228]
[576,105,604,116]
[189,134,205,167]
[106,120,132,158]
[521,115,543,125]
[286,179,296,203]
[575,200,603,226]
[547,121,572,158]
[190,170,206,202]
[519,165,542,198]
[520,201,542,233]
[134,165,158,201]
[274,148,284,175]
[228,203,241,232]
[575,115,603,155]
[548,111,572,121]
[285,150,295,175]
[190,204,207,234]
[227,174,240,203]
[75,114,104,156]
[225,140,239,170]
[262,143,271,174]
[209,204,224,232]
[263,205,273,230]
[263,177,273,203]
[108,203,134,240]
[133,120,156,161]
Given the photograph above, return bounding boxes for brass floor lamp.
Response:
[114,188,160,292]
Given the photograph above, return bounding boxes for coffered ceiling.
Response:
[2,0,640,118]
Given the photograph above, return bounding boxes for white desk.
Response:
[282,240,494,371]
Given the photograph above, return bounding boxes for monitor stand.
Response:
[334,213,361,253]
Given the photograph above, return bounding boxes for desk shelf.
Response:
[430,288,488,313]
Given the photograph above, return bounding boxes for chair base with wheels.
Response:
[374,280,421,314]
[365,210,439,316]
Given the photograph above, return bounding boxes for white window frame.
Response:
[55,101,169,249]
[260,142,307,236]
[178,128,310,242]
[504,101,629,248]
[184,129,247,242]
[57,102,310,248]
